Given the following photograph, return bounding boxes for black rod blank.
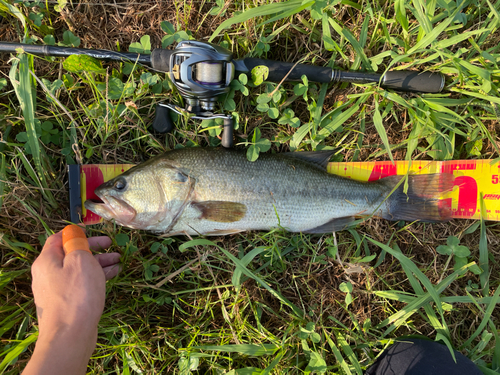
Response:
[0,42,152,66]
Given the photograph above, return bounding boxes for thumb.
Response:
[36,231,65,267]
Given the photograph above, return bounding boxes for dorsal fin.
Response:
[283,150,338,170]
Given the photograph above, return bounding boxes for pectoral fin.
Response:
[192,201,247,223]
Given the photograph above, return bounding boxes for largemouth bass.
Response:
[84,148,454,236]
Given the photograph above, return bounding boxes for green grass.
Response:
[1,0,500,373]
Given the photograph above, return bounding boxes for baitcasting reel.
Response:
[0,39,446,148]
[149,41,236,147]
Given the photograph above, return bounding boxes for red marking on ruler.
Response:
[368,162,397,181]
[484,194,500,200]
[82,165,105,223]
[442,176,478,218]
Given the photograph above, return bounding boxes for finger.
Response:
[94,252,121,268]
[36,232,64,265]
[62,225,91,255]
[102,263,121,280]
[63,248,100,268]
[88,236,112,251]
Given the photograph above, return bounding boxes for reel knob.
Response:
[151,104,174,133]
[221,117,234,148]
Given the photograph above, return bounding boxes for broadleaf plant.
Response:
[436,236,482,275]
[245,128,271,162]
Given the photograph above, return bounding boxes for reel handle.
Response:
[152,104,174,133]
[221,117,234,148]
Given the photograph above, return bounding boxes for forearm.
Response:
[23,326,97,375]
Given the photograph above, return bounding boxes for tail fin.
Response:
[380,173,455,222]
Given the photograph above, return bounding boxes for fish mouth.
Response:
[84,195,137,224]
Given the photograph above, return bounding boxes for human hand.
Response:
[23,230,120,375]
[32,230,120,337]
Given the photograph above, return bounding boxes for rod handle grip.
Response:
[382,70,445,93]
[62,225,91,255]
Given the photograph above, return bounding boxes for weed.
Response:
[436,235,482,275]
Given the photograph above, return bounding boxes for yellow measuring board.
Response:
[77,159,500,225]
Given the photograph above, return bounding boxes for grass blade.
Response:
[328,18,371,70]
[263,349,285,374]
[318,102,359,137]
[368,239,446,323]
[409,0,432,34]
[0,153,6,210]
[451,88,500,105]
[377,262,473,332]
[376,290,500,306]
[395,0,409,33]
[372,101,394,164]
[232,246,267,291]
[9,55,56,207]
[190,344,279,356]
[406,0,466,55]
[258,1,314,28]
[462,284,500,348]
[0,333,38,371]
[0,0,27,35]
[336,331,363,375]
[324,330,353,375]
[479,195,490,296]
[435,29,487,49]
[209,0,306,42]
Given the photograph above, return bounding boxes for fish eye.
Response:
[113,179,126,191]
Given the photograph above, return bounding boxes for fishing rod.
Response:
[0,40,445,147]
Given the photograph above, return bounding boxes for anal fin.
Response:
[303,216,355,233]
[192,201,247,223]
